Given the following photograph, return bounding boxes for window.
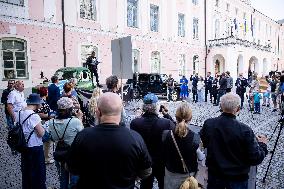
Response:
[215,19,220,38]
[193,18,199,39]
[1,38,27,79]
[235,8,238,15]
[151,51,161,73]
[81,45,98,67]
[0,0,24,6]
[80,0,97,21]
[178,54,186,76]
[226,3,230,11]
[215,0,219,7]
[150,4,159,32]
[193,55,199,74]
[192,0,198,5]
[127,0,138,28]
[178,13,185,37]
[132,49,140,73]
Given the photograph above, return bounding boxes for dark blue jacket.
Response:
[190,75,199,88]
[47,83,60,111]
[235,78,248,94]
[200,113,268,181]
[204,76,213,89]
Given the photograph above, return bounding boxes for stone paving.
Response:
[0,97,283,189]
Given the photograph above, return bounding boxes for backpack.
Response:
[280,83,284,93]
[52,118,73,162]
[7,111,36,153]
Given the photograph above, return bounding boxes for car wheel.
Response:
[172,91,178,101]
[132,89,140,99]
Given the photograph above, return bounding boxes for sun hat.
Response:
[26,93,44,105]
[57,97,74,109]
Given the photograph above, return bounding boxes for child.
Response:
[180,81,189,101]
[262,86,270,107]
[253,89,262,114]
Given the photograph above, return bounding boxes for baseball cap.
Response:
[57,97,74,109]
[143,93,158,104]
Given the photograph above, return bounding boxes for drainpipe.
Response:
[204,0,207,76]
[61,0,66,67]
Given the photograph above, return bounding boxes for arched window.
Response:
[1,38,28,79]
[151,51,161,73]
[132,49,140,73]
[80,0,97,21]
[81,45,98,66]
[193,55,199,74]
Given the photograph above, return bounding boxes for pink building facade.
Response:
[0,0,283,90]
[0,0,205,90]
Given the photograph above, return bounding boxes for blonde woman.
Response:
[88,87,102,126]
[180,176,200,189]
[163,103,203,189]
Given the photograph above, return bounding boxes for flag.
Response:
[251,14,254,36]
[234,18,238,30]
[244,19,247,33]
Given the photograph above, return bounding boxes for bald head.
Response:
[97,92,122,117]
[15,80,24,92]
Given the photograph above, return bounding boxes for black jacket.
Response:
[219,77,227,91]
[130,113,175,163]
[68,124,152,189]
[163,129,199,174]
[235,78,248,94]
[200,113,268,181]
[1,88,12,115]
[204,76,213,89]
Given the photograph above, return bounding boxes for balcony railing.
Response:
[208,36,272,52]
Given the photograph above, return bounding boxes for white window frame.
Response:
[193,18,199,39]
[80,44,98,67]
[79,0,97,21]
[127,0,139,28]
[0,38,28,79]
[178,13,185,37]
[150,4,159,32]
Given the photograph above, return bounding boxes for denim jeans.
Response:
[56,161,79,189]
[21,145,46,189]
[207,173,248,189]
[6,114,14,130]
[254,103,260,113]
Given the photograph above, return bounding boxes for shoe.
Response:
[97,84,103,88]
[262,104,265,106]
[267,104,270,107]
[45,159,55,164]
[272,109,277,112]
[253,112,257,114]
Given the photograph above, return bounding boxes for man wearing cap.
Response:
[48,97,83,189]
[130,93,175,189]
[17,93,46,189]
[1,80,15,128]
[68,92,152,188]
[7,80,27,128]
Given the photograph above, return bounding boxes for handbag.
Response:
[170,131,203,189]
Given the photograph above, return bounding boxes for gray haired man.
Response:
[200,93,268,189]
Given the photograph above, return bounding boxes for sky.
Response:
[251,0,284,21]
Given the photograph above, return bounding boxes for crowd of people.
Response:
[2,70,282,189]
[167,71,284,115]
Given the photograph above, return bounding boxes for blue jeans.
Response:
[6,114,14,130]
[21,145,46,189]
[207,173,248,189]
[55,161,78,189]
[254,103,260,113]
[217,90,226,105]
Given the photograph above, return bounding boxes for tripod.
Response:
[262,119,284,183]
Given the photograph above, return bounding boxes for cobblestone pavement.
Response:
[0,98,283,189]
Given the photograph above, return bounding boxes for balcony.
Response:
[208,36,271,52]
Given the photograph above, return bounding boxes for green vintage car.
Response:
[32,67,95,93]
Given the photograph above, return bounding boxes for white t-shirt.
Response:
[7,89,27,114]
[15,109,43,147]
